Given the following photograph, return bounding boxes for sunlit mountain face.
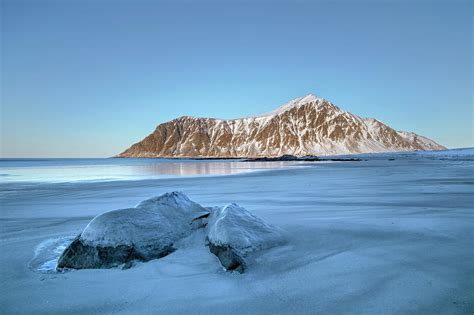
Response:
[119,94,445,158]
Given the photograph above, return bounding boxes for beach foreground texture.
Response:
[0,149,473,314]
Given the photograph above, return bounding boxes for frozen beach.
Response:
[1,150,473,314]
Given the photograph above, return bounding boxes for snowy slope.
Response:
[118,94,446,157]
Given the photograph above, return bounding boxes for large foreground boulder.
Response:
[206,203,285,273]
[57,192,209,269]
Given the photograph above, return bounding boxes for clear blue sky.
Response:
[1,0,472,157]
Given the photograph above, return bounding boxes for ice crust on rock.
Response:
[57,192,209,269]
[207,203,284,253]
[80,191,209,249]
[206,203,285,272]
[57,192,284,272]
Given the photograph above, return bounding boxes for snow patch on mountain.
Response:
[256,94,324,117]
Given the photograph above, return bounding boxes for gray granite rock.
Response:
[56,192,208,270]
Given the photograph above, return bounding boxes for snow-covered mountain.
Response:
[118,94,445,157]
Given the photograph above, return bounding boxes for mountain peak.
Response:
[299,93,320,103]
[258,93,325,117]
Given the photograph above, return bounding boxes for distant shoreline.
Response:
[113,154,362,162]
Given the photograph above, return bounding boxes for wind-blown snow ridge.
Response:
[118,93,446,157]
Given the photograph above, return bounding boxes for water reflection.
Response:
[137,161,302,176]
[0,159,306,183]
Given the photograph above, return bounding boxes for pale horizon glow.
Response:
[1,0,472,158]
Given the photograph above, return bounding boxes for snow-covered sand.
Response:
[1,151,473,314]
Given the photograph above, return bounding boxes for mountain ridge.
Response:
[118,94,445,158]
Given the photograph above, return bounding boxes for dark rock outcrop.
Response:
[57,235,175,269]
[208,243,246,273]
[243,154,301,162]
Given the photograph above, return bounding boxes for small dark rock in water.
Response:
[243,154,300,162]
[319,158,362,162]
[299,155,320,161]
[243,155,361,162]
[208,243,246,273]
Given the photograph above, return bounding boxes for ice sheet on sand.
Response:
[413,147,474,157]
[2,152,473,314]
[30,236,76,273]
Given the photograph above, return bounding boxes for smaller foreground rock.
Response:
[206,203,285,272]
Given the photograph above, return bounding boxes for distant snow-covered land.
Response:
[0,149,473,314]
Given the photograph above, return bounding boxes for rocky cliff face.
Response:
[118,94,445,157]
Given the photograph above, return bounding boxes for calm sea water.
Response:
[0,158,305,183]
[1,149,472,183]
